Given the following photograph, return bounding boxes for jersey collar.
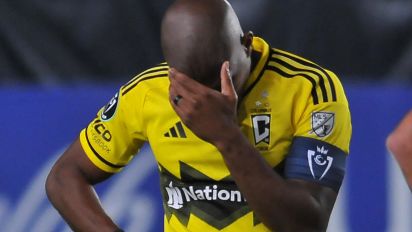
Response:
[241,37,271,96]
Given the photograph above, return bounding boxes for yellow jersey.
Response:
[79,37,352,231]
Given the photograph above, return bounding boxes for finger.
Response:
[168,81,178,105]
[220,61,237,100]
[170,68,211,94]
[169,87,192,124]
[169,68,193,101]
[169,83,187,117]
[169,68,197,96]
[169,72,185,108]
[169,70,177,101]
[169,69,192,115]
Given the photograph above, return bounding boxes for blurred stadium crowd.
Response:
[1,0,412,85]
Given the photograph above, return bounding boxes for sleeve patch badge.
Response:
[307,146,333,180]
[311,112,335,137]
[101,92,119,121]
[251,114,271,145]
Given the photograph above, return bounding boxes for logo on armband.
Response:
[307,146,333,180]
[311,112,335,137]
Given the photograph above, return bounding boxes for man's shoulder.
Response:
[119,62,170,97]
[253,37,340,82]
[262,46,346,105]
[269,47,338,77]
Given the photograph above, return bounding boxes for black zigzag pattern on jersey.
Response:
[271,49,337,103]
[159,161,251,230]
[159,161,286,229]
[121,62,169,96]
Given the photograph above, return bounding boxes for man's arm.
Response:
[45,138,122,232]
[213,127,337,231]
[169,62,338,231]
[386,110,412,190]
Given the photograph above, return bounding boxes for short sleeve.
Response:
[285,71,352,191]
[294,100,352,154]
[79,87,147,173]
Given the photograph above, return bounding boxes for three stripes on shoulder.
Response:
[164,121,187,138]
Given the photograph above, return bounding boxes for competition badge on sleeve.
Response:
[101,92,119,121]
[311,112,335,137]
[307,146,333,180]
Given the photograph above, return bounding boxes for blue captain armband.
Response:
[284,136,347,192]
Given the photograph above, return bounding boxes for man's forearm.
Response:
[214,127,328,231]
[46,167,119,232]
[387,111,412,190]
[168,63,334,230]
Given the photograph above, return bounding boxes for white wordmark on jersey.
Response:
[165,181,246,210]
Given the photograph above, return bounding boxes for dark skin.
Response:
[168,62,337,232]
[46,0,338,231]
[387,111,412,191]
[164,2,338,229]
[45,139,120,231]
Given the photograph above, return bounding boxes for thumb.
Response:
[220,61,237,100]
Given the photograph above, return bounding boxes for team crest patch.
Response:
[101,92,119,121]
[311,112,334,137]
[251,114,271,145]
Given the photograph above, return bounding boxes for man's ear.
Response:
[241,31,254,56]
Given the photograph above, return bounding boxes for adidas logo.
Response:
[164,121,187,138]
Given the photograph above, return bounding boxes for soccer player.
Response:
[45,0,352,231]
[387,111,412,191]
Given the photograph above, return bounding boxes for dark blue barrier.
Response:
[0,84,411,232]
[345,84,412,232]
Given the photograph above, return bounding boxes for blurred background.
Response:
[1,0,411,231]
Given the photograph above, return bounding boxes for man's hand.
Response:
[169,61,238,144]
[169,61,337,231]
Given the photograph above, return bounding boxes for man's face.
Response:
[229,32,253,94]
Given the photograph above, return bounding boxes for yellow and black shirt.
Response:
[80,37,352,231]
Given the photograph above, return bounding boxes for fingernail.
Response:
[226,62,231,78]
[169,68,175,77]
